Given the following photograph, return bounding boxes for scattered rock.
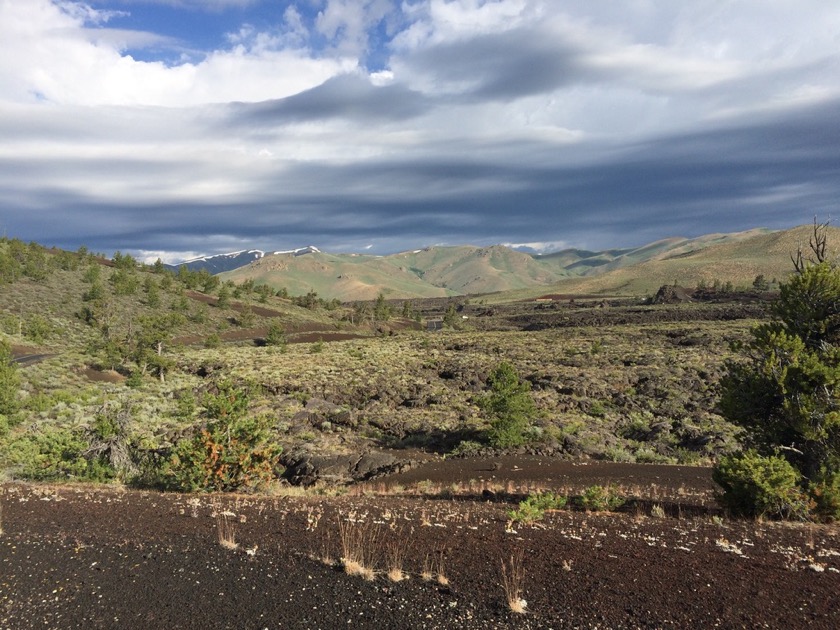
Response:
[652,285,694,304]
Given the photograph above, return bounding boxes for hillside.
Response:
[211,226,818,301]
[219,244,567,300]
[0,240,350,358]
[522,224,840,298]
[388,244,568,294]
[220,251,457,301]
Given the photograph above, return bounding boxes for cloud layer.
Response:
[2,0,839,261]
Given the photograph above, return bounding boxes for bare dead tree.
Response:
[791,217,831,273]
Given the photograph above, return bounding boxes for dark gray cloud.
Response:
[395,26,590,101]
[230,73,431,125]
[6,98,838,257]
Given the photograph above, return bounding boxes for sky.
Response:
[1,1,839,263]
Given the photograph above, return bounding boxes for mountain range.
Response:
[169,246,321,274]
[172,225,837,301]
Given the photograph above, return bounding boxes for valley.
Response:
[1,225,838,627]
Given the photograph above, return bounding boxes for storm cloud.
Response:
[1,1,839,261]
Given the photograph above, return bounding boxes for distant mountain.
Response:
[220,250,457,301]
[503,225,838,300]
[167,246,320,274]
[188,226,820,301]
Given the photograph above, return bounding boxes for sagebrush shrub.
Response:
[0,341,19,416]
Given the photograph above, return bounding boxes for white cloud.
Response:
[137,250,204,265]
[55,0,127,24]
[503,240,571,253]
[315,0,395,55]
[105,0,260,9]
[0,0,356,107]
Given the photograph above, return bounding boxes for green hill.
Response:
[493,225,840,301]
[220,251,457,301]
[220,245,569,299]
[215,226,818,301]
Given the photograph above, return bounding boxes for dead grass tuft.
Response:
[421,548,449,585]
[216,514,238,550]
[502,549,527,614]
[386,535,408,582]
[338,514,378,581]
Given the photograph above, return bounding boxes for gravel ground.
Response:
[2,461,839,629]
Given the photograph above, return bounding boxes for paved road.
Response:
[11,353,55,367]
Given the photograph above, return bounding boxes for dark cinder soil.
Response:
[377,457,717,499]
[2,461,839,629]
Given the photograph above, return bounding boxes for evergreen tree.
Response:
[0,340,20,416]
[717,221,840,518]
[374,292,391,321]
[481,362,536,448]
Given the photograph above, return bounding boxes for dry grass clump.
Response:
[315,531,336,567]
[338,515,378,581]
[421,548,449,586]
[501,549,527,614]
[216,514,238,550]
[385,536,408,582]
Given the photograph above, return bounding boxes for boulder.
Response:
[282,449,416,486]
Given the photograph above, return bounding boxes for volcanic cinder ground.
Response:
[2,458,839,629]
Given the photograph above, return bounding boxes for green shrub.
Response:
[712,450,810,519]
[604,445,634,463]
[576,485,625,511]
[189,305,208,323]
[23,315,54,344]
[0,314,19,335]
[165,414,282,492]
[236,306,256,328]
[634,447,670,464]
[176,390,197,419]
[450,440,484,457]
[126,371,144,388]
[481,362,536,449]
[588,400,607,417]
[264,321,286,347]
[24,392,53,413]
[508,491,567,523]
[163,382,282,492]
[0,341,20,415]
[111,268,140,295]
[5,428,115,482]
[809,471,840,521]
[202,380,249,419]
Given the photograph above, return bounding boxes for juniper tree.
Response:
[717,220,840,518]
[481,362,536,449]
